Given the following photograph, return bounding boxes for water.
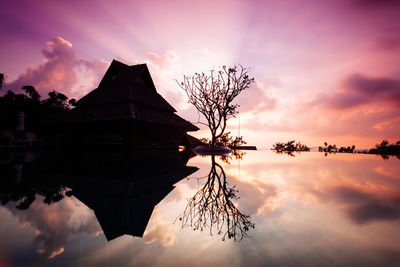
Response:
[1,150,399,266]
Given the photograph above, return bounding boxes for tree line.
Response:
[0,73,75,132]
[272,139,400,157]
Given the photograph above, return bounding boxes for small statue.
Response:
[16,111,25,131]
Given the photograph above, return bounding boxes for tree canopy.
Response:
[0,73,4,89]
[0,85,75,131]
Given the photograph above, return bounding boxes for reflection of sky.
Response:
[1,151,400,266]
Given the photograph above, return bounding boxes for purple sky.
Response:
[1,0,400,148]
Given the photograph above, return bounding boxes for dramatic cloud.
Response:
[6,196,100,258]
[375,38,400,51]
[7,37,108,99]
[1,0,400,148]
[325,74,400,109]
[240,73,400,146]
[305,74,400,138]
[355,0,400,7]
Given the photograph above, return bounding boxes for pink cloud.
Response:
[6,196,100,258]
[236,81,277,113]
[147,51,177,71]
[242,73,400,146]
[7,37,108,99]
[325,74,400,109]
[114,56,138,66]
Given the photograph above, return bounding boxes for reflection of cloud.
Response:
[7,37,108,99]
[234,150,400,227]
[329,186,372,203]
[374,165,400,178]
[6,196,100,258]
[234,180,279,216]
[219,157,281,217]
[348,198,400,224]
[143,209,178,247]
[328,186,400,224]
[260,154,400,225]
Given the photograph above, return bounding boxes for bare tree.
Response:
[177,155,254,241]
[177,66,254,146]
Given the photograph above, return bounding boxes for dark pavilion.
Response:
[43,60,199,148]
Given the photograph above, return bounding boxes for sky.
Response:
[1,0,400,149]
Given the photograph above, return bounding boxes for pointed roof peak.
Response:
[76,59,176,112]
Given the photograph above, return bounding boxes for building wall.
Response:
[41,120,188,149]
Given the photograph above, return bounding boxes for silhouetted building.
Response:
[42,60,198,148]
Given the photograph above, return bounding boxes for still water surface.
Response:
[1,150,400,266]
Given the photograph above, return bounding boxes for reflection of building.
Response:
[43,60,198,148]
[67,151,198,241]
[0,150,198,241]
[74,165,196,240]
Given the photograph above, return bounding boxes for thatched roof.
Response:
[76,61,176,112]
[45,102,197,130]
[44,60,198,131]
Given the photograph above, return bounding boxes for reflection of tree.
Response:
[178,155,254,241]
[0,158,72,210]
[273,150,296,157]
[219,150,246,164]
[197,150,246,164]
[0,181,72,210]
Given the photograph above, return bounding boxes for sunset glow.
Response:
[1,0,399,148]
